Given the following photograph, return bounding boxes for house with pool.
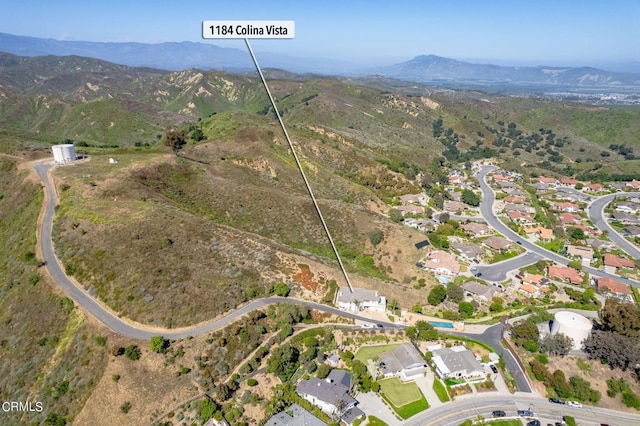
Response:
[417,250,460,283]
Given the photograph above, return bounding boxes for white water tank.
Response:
[550,311,592,350]
[52,144,77,163]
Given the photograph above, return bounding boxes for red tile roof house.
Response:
[547,265,583,285]
[538,176,558,185]
[559,212,582,225]
[560,178,580,187]
[504,195,526,204]
[627,180,640,189]
[419,250,461,279]
[507,210,535,224]
[597,277,634,303]
[585,183,604,192]
[522,273,547,286]
[603,254,636,273]
[553,201,580,213]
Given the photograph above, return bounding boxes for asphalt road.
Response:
[404,393,640,426]
[472,252,544,282]
[447,323,533,393]
[32,161,401,340]
[588,192,640,260]
[476,166,640,288]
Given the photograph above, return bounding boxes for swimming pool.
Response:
[428,321,455,329]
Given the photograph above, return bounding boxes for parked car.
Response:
[526,420,541,426]
[567,400,582,408]
[492,410,506,417]
[490,364,499,374]
[518,409,534,417]
[548,397,564,404]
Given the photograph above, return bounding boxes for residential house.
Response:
[450,242,484,262]
[496,180,516,189]
[559,212,582,225]
[524,226,553,241]
[566,245,594,264]
[553,201,580,213]
[397,205,424,216]
[560,178,580,187]
[507,210,535,224]
[296,370,364,423]
[483,236,512,251]
[518,283,543,298]
[265,404,327,426]
[404,218,431,231]
[616,201,640,214]
[336,288,386,314]
[418,251,461,280]
[444,201,469,213]
[538,176,558,186]
[596,277,633,303]
[585,183,604,192]
[493,172,512,182]
[585,238,615,251]
[623,225,640,237]
[503,188,526,197]
[461,222,491,236]
[398,193,428,205]
[547,265,583,285]
[522,274,548,287]
[529,182,549,192]
[504,195,526,204]
[626,180,640,189]
[609,212,640,225]
[462,281,498,303]
[378,344,428,381]
[504,203,533,213]
[603,254,636,273]
[326,354,340,368]
[431,345,486,381]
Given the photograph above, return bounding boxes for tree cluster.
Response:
[405,321,438,341]
[529,359,601,402]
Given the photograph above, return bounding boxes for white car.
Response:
[566,401,582,408]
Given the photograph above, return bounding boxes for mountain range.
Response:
[2,32,640,89]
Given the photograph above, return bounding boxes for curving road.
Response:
[404,393,640,426]
[476,166,640,288]
[588,192,640,260]
[32,161,401,340]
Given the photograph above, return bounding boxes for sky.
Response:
[1,0,639,68]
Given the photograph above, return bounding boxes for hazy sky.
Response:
[1,0,638,67]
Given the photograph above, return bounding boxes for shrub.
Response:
[247,378,258,387]
[125,345,141,361]
[120,401,131,414]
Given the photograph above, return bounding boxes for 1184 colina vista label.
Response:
[203,20,295,39]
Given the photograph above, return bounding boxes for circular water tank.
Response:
[550,311,592,350]
[52,144,77,163]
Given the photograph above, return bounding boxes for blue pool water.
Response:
[428,321,455,329]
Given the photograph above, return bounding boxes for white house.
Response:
[296,370,364,424]
[336,287,386,314]
[431,345,486,381]
[378,344,428,381]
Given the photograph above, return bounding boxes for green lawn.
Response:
[432,378,450,402]
[366,415,389,426]
[378,377,429,419]
[354,344,399,363]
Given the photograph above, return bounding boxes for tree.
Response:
[458,301,474,318]
[438,212,450,223]
[273,282,291,297]
[388,209,403,223]
[539,333,573,356]
[567,260,583,271]
[568,227,586,240]
[124,345,141,361]
[428,285,447,306]
[447,283,464,303]
[406,320,438,341]
[461,189,480,207]
[267,345,300,381]
[316,363,331,379]
[511,319,539,348]
[369,230,384,246]
[600,299,640,339]
[164,128,187,154]
[583,330,640,371]
[150,336,169,354]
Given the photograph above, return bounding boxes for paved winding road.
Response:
[404,393,640,426]
[32,161,401,340]
[588,192,640,260]
[476,166,640,288]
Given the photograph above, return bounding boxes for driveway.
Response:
[356,391,402,426]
